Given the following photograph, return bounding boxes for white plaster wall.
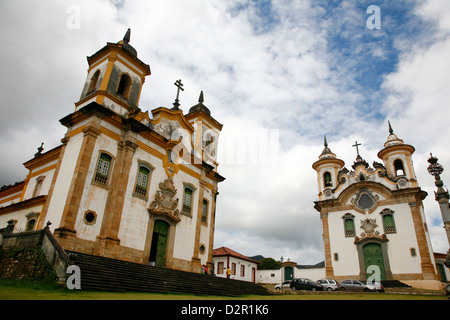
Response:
[328,202,429,277]
[213,256,228,277]
[256,267,326,284]
[213,256,257,282]
[117,148,165,251]
[74,132,118,242]
[295,267,327,281]
[171,171,201,261]
[22,166,56,200]
[382,203,422,275]
[0,204,44,232]
[45,133,83,232]
[328,209,362,277]
[257,269,282,284]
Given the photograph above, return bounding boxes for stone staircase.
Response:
[380,280,412,288]
[66,251,269,297]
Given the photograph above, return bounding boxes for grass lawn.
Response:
[0,280,447,300]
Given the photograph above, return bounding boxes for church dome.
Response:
[188,91,211,116]
[384,121,404,147]
[319,136,336,159]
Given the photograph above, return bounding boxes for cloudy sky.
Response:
[1,0,449,264]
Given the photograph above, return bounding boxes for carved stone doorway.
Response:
[363,243,386,280]
[149,220,170,267]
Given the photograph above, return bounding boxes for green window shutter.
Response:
[383,214,396,233]
[344,219,355,237]
[137,167,150,187]
[184,188,192,206]
[95,153,112,184]
[202,199,208,222]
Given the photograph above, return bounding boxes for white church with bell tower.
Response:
[0,29,225,275]
[313,123,442,290]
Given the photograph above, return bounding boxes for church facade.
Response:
[313,125,442,289]
[0,30,224,274]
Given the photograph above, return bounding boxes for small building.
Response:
[257,260,326,285]
[212,247,259,283]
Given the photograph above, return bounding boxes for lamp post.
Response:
[427,154,450,294]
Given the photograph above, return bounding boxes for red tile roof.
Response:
[212,246,260,264]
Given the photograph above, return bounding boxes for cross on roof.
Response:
[353,141,362,157]
[172,79,184,110]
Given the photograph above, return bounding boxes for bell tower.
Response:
[377,122,418,188]
[312,136,345,201]
[76,29,151,116]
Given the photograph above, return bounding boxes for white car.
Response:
[317,279,339,291]
[274,280,292,290]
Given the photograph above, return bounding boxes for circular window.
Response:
[84,211,97,225]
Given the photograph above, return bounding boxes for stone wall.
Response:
[0,224,68,284]
[0,246,56,282]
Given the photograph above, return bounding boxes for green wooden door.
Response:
[285,266,294,281]
[363,243,386,281]
[151,220,170,267]
[437,263,447,282]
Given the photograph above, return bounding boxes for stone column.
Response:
[37,134,70,230]
[191,177,206,273]
[206,185,219,275]
[96,135,137,259]
[321,211,334,279]
[409,200,439,280]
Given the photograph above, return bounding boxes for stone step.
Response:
[380,280,412,288]
[66,251,269,297]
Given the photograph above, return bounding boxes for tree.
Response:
[257,258,282,270]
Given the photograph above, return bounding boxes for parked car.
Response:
[274,280,292,291]
[290,278,323,291]
[317,279,339,291]
[338,279,376,292]
[366,281,385,293]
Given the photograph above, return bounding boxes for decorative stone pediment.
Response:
[148,178,181,223]
[360,218,379,238]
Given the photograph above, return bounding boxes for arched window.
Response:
[342,213,355,237]
[323,171,332,187]
[25,219,36,232]
[33,176,45,197]
[95,153,112,184]
[87,70,100,94]
[394,159,405,176]
[135,166,151,196]
[380,209,396,233]
[25,212,40,231]
[182,187,194,215]
[202,199,208,223]
[117,74,132,99]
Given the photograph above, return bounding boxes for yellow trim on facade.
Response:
[28,163,58,180]
[0,193,22,205]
